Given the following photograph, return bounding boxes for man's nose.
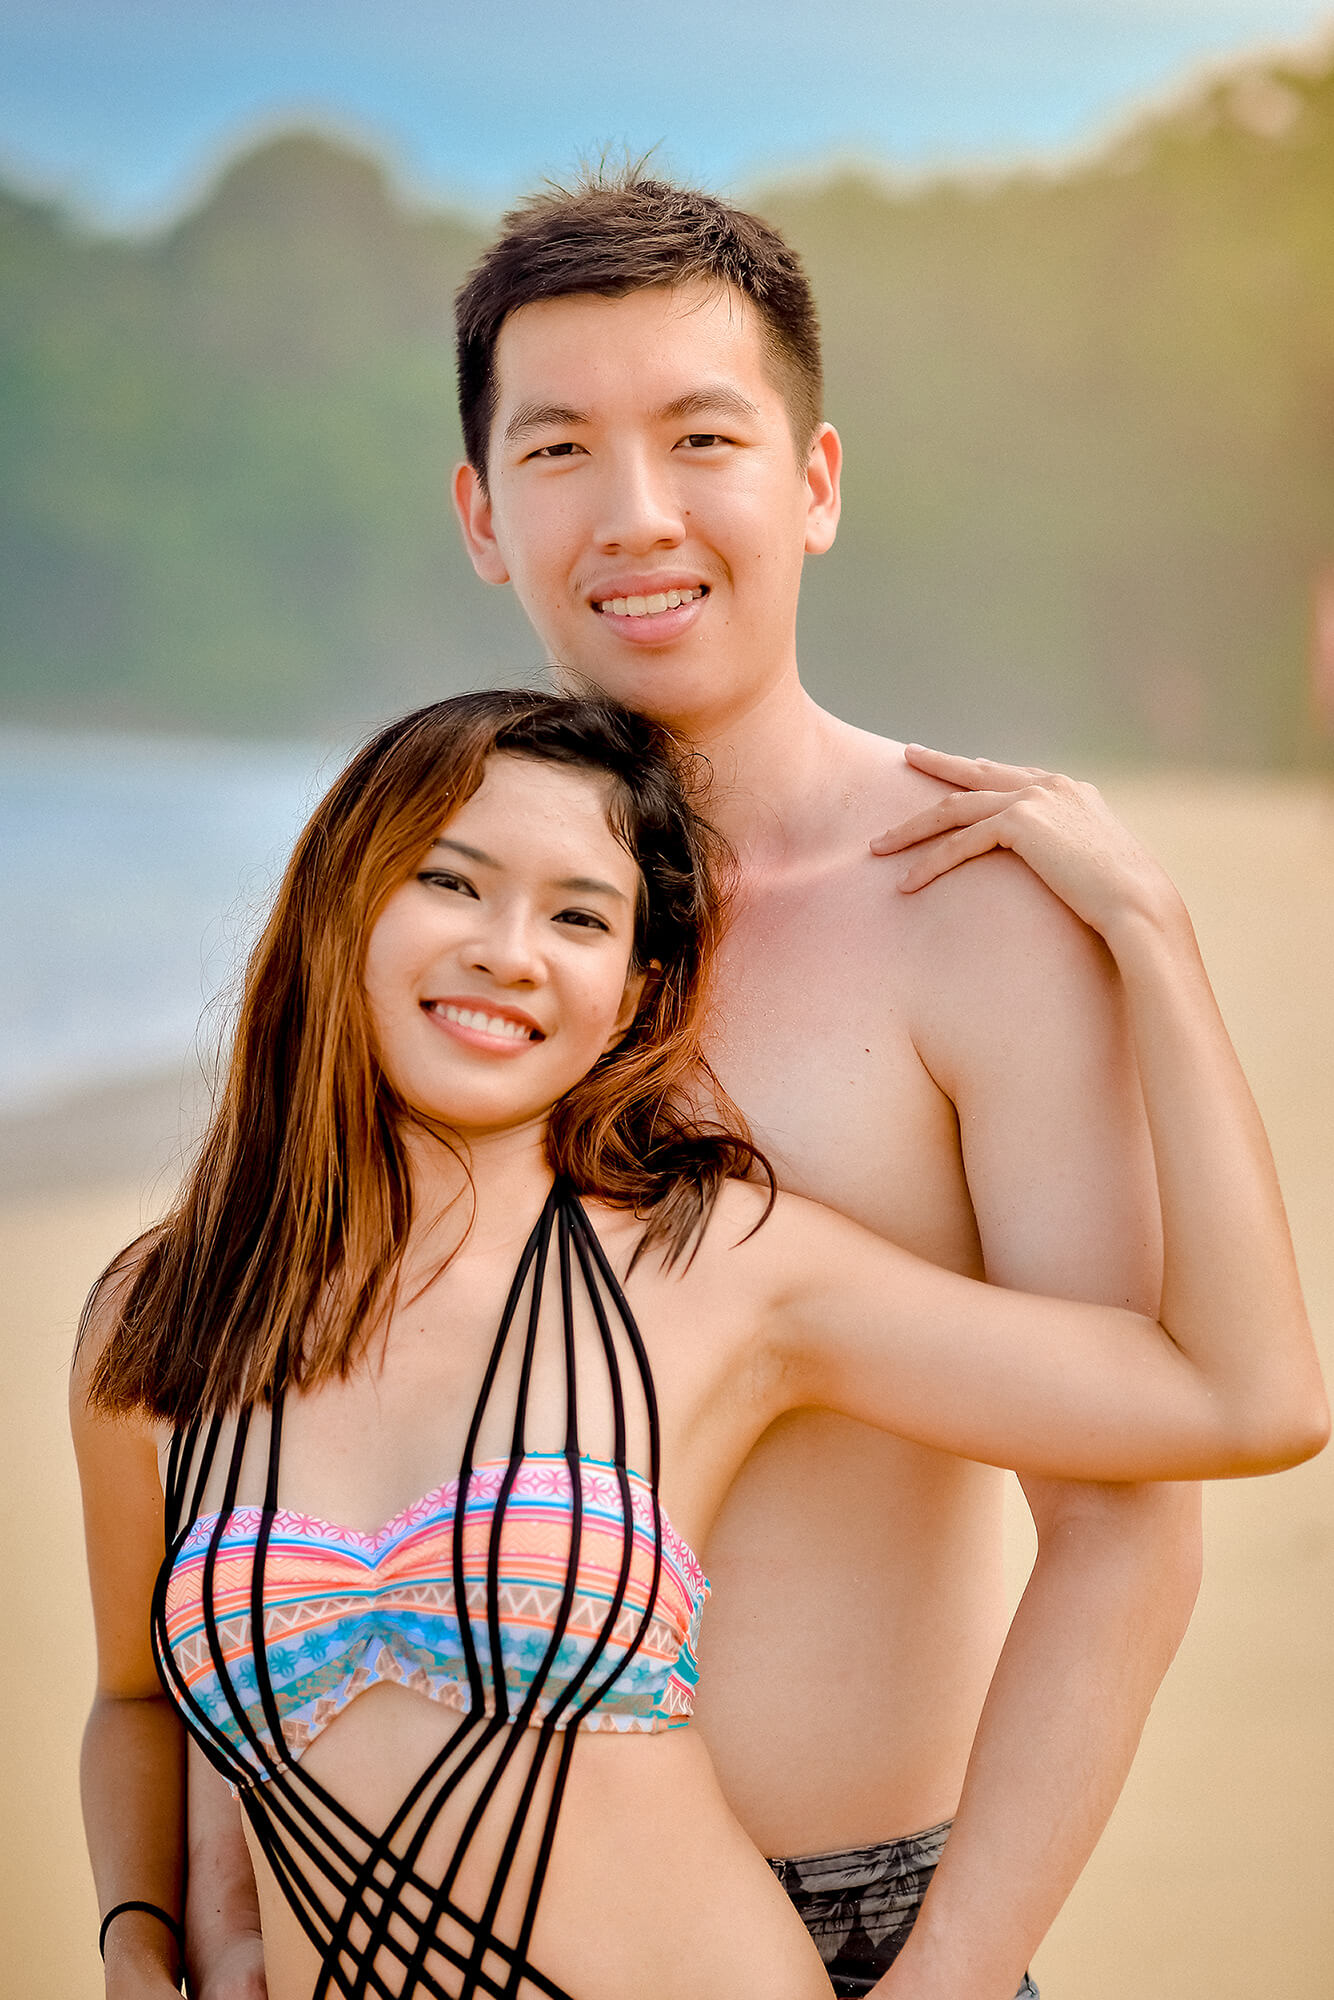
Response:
[593,447,685,554]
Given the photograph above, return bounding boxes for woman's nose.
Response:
[466,912,544,986]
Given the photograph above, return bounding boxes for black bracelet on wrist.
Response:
[97,1898,186,1962]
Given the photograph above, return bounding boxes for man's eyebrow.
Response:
[657,386,761,425]
[502,401,588,446]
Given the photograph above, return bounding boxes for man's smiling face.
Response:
[454,282,841,737]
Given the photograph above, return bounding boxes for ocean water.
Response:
[0,728,338,1115]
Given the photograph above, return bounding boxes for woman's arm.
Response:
[758,753,1328,1478]
[71,1276,187,1999]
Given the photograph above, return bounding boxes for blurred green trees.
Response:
[2,47,1333,764]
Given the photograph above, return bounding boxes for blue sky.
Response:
[1,1,1331,224]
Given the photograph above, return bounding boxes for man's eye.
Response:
[679,433,727,449]
[528,441,584,460]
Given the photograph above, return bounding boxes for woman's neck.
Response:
[396,1112,557,1273]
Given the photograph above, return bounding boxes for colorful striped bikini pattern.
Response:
[163,1453,709,1784]
[152,1184,694,1998]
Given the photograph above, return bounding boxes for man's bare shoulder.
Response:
[896,835,1107,971]
[814,719,1123,1073]
[820,715,1105,961]
[888,824,1128,1119]
[817,714,948,827]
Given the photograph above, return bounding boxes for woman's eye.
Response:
[554,909,610,932]
[416,870,477,897]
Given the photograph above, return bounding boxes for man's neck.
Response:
[681,672,852,869]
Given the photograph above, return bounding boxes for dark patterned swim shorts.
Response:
[767,1820,1040,1998]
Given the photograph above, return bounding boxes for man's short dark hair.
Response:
[455,169,823,485]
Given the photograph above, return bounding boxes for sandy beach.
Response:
[4,774,1331,1999]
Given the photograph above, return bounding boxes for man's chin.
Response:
[549,658,690,725]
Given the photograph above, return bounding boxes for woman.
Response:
[73,690,1325,2000]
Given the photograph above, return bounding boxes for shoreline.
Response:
[0,1062,213,1207]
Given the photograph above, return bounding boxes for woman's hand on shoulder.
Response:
[870,745,1185,948]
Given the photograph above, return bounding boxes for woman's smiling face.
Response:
[363,753,647,1137]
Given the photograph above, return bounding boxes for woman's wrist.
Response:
[1098,874,1197,972]
[101,1905,183,1997]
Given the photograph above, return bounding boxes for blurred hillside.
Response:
[2,41,1333,763]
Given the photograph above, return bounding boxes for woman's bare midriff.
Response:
[244,1687,832,2000]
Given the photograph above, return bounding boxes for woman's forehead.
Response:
[439,754,638,881]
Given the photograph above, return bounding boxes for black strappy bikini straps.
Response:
[161,1181,665,2000]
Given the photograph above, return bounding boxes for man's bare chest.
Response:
[706,862,981,1269]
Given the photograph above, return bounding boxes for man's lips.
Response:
[589,582,709,643]
[422,999,544,1055]
[592,584,707,619]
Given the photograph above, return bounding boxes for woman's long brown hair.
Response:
[87,690,771,1422]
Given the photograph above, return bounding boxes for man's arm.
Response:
[880,845,1200,2000]
[894,1476,1200,1999]
[182,1742,267,2000]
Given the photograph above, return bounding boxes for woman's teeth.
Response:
[437,1004,536,1041]
[597,587,704,617]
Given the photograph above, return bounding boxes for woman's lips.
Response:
[422,999,543,1055]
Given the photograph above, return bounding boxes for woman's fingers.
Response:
[871,745,1058,857]
[895,815,1023,893]
[902,743,1043,791]
[880,757,1181,940]
[870,788,1018,856]
[870,743,1175,936]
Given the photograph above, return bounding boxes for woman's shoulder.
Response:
[70,1227,164,1427]
[583,1180,847,1311]
[677,1178,845,1294]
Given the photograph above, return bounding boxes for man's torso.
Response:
[693,726,1017,1856]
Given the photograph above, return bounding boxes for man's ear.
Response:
[802,423,842,557]
[604,963,656,1053]
[452,460,511,585]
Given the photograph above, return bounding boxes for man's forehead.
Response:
[491,281,772,404]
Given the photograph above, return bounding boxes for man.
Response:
[188,174,1199,2000]
[447,175,1200,1999]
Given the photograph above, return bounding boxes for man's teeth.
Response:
[597,587,704,617]
[439,1004,535,1041]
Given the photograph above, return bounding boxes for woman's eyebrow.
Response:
[429,837,493,865]
[555,875,627,901]
[430,840,625,902]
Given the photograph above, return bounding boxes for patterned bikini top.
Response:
[160,1452,708,1780]
[152,1183,702,2000]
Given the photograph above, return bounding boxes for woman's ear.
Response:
[603,961,659,1052]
